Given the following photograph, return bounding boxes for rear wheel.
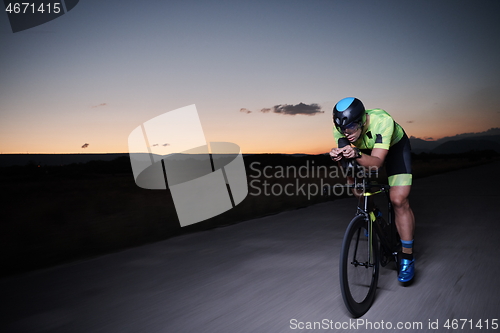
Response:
[339,215,379,317]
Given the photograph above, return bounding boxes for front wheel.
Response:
[339,215,380,317]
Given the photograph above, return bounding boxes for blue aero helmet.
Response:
[333,97,366,133]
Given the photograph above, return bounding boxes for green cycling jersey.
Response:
[333,109,405,150]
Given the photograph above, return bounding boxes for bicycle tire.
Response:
[339,215,380,317]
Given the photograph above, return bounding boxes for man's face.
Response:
[338,121,362,142]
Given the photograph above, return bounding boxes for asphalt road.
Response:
[2,161,499,333]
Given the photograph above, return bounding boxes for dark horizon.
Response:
[2,128,500,167]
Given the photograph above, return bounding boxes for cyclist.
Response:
[329,97,415,283]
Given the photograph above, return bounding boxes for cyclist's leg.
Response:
[390,185,415,245]
[389,183,416,283]
[385,133,415,282]
[386,133,414,243]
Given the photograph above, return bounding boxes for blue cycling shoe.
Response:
[398,257,415,283]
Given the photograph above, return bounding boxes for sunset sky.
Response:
[1,0,499,154]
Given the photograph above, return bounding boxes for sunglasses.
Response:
[339,121,362,134]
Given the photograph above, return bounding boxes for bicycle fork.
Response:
[352,210,377,269]
[364,193,378,268]
[367,211,376,267]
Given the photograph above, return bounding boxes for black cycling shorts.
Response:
[360,132,412,186]
[385,133,412,186]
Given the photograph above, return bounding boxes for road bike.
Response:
[337,159,401,317]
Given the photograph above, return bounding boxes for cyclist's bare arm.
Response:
[355,147,388,169]
[331,145,389,168]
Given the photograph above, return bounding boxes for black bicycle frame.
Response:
[352,175,397,261]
